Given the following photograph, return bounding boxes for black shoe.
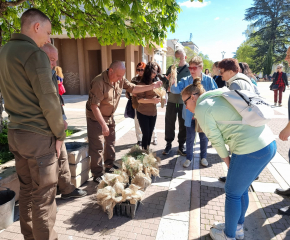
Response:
[105,164,120,173]
[56,186,61,195]
[162,144,172,155]
[275,188,290,196]
[61,188,87,199]
[278,206,290,215]
[137,141,142,146]
[93,176,103,184]
[219,177,227,182]
[178,146,186,156]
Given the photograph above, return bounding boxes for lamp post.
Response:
[221,51,226,59]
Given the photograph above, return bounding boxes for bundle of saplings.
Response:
[96,146,160,219]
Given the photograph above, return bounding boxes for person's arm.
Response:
[138,97,160,104]
[25,50,66,156]
[132,81,162,93]
[170,77,187,94]
[91,104,109,136]
[123,79,162,94]
[195,105,229,159]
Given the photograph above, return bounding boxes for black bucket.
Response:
[0,187,15,230]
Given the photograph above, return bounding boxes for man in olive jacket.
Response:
[0,9,64,240]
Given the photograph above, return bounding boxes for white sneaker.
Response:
[210,228,236,240]
[274,102,277,106]
[212,222,244,239]
[200,158,208,167]
[183,159,191,168]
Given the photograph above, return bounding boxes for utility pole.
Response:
[172,39,179,60]
[221,51,226,59]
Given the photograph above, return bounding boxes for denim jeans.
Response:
[186,119,208,161]
[224,141,277,238]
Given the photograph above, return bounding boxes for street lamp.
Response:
[221,51,226,59]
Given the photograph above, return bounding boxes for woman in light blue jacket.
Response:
[170,56,217,168]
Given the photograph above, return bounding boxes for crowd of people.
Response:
[1,7,290,240]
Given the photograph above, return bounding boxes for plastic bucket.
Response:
[0,187,15,230]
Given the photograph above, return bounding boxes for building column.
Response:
[101,46,109,71]
[162,53,167,74]
[77,39,86,95]
[125,45,134,80]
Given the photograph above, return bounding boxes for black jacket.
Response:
[272,72,289,92]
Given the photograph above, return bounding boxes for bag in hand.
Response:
[270,83,279,91]
[124,97,135,119]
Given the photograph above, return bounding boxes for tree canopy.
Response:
[244,0,290,68]
[0,0,201,47]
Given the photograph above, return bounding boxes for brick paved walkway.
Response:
[2,85,290,240]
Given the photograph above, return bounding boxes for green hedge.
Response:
[0,121,77,165]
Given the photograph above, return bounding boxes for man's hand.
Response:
[56,140,63,158]
[279,126,290,141]
[102,123,110,136]
[152,81,163,89]
[152,97,161,104]
[63,120,68,130]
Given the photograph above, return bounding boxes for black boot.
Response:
[163,143,172,155]
[275,188,290,196]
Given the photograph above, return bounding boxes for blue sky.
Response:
[167,0,254,62]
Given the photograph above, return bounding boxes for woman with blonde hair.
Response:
[55,66,66,96]
[181,78,276,240]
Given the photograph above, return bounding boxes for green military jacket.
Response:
[0,33,66,141]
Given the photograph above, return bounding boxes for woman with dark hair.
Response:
[239,62,257,86]
[212,61,226,88]
[136,62,161,150]
[181,78,276,240]
[204,68,210,75]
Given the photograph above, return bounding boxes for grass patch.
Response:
[0,124,78,165]
[65,129,78,137]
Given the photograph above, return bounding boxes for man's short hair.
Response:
[109,61,126,70]
[175,49,186,56]
[213,61,220,68]
[277,64,283,69]
[21,8,51,29]
[189,56,203,67]
[41,43,58,54]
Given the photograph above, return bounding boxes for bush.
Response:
[0,121,13,164]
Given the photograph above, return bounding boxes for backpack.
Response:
[205,88,273,127]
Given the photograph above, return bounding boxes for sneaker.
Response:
[212,222,244,239]
[274,102,277,106]
[105,164,120,173]
[178,146,186,156]
[219,176,227,182]
[162,144,172,155]
[200,158,208,167]
[210,228,236,240]
[183,159,191,168]
[152,139,158,145]
[137,141,142,147]
[61,188,87,199]
[278,206,290,215]
[93,176,103,184]
[279,103,282,107]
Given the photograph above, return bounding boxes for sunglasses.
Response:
[136,69,144,72]
[188,66,200,71]
[184,92,199,106]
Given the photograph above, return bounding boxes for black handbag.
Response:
[270,83,279,91]
[124,97,135,119]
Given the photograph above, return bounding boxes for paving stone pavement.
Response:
[3,84,290,240]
